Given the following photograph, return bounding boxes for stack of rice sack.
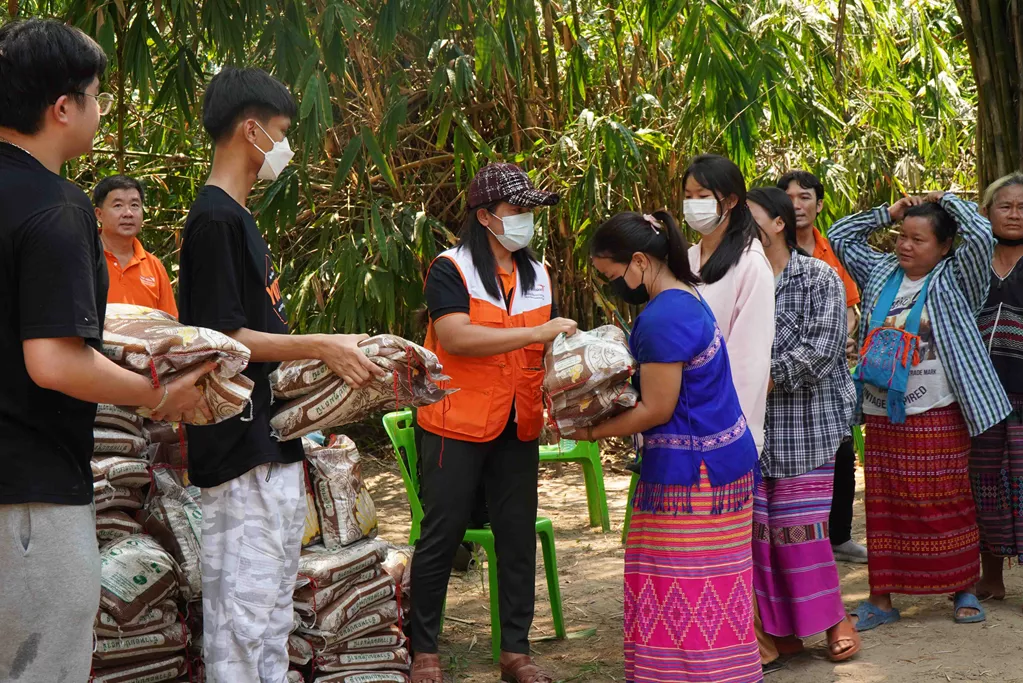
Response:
[286,438,415,683]
[543,325,638,434]
[269,334,456,441]
[93,404,152,528]
[91,534,192,683]
[101,304,254,424]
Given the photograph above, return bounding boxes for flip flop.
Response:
[827,618,861,662]
[850,601,901,632]
[953,592,987,624]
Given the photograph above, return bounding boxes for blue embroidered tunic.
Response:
[631,289,759,513]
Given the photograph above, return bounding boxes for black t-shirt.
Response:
[178,185,303,488]
[425,257,558,322]
[0,143,108,505]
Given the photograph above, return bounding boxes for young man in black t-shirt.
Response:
[178,67,383,683]
[0,19,211,683]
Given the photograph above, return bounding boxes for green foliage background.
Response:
[8,0,979,336]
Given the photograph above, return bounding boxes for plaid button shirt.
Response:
[763,252,856,478]
[828,193,1012,436]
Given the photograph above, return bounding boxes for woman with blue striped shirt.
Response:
[830,191,1011,632]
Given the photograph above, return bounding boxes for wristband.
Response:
[152,386,170,414]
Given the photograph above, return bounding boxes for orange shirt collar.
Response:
[104,237,147,270]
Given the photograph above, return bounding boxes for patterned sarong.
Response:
[969,393,1023,559]
[624,466,762,683]
[864,404,980,594]
[752,459,844,638]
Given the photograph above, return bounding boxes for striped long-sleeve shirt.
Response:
[828,193,1011,436]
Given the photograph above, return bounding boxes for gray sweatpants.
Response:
[201,461,306,683]
[0,503,100,683]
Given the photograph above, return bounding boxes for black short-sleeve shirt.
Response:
[178,185,303,488]
[0,143,108,505]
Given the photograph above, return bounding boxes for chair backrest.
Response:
[382,409,424,526]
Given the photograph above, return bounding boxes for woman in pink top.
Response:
[683,154,775,454]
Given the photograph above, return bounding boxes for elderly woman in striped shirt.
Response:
[746,187,860,663]
[830,190,1011,631]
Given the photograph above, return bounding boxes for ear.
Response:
[241,119,262,146]
[979,204,989,219]
[52,94,74,126]
[476,207,492,227]
[774,216,786,235]
[940,239,953,258]
[815,199,823,214]
[721,193,739,212]
[94,206,103,226]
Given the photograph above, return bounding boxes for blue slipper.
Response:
[953,592,986,624]
[850,601,901,632]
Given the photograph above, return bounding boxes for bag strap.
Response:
[867,269,934,337]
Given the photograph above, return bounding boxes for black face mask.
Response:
[609,262,650,305]
[997,235,1023,247]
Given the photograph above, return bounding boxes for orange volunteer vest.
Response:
[418,246,553,443]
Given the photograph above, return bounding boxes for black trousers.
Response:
[408,420,539,655]
[829,438,856,546]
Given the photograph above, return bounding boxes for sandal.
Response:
[826,617,861,662]
[411,653,444,683]
[774,635,804,656]
[499,654,553,683]
[850,601,900,632]
[953,592,986,624]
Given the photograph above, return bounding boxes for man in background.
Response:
[778,169,868,565]
[94,174,178,316]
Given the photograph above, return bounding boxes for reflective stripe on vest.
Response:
[418,246,552,443]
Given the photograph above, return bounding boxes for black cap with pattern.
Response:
[467,163,560,209]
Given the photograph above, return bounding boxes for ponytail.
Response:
[590,210,701,287]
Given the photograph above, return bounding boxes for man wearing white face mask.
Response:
[177,67,385,683]
[410,163,577,683]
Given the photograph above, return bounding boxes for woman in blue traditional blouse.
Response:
[582,210,762,683]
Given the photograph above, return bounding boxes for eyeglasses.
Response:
[76,92,115,116]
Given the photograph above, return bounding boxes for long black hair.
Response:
[590,210,701,287]
[747,186,800,252]
[459,200,539,302]
[682,154,758,284]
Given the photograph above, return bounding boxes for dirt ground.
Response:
[363,453,1023,683]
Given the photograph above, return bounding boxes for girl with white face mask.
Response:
[411,163,577,683]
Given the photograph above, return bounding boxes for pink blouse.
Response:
[688,239,776,452]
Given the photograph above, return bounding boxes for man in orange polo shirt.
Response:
[779,169,868,566]
[93,175,178,316]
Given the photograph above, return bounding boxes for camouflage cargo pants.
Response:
[201,461,306,683]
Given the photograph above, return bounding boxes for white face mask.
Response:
[252,121,294,181]
[488,211,535,251]
[683,198,725,235]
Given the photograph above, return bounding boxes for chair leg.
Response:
[621,470,639,545]
[587,451,611,533]
[538,522,566,639]
[479,536,502,663]
[579,458,600,528]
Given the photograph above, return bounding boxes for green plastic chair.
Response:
[621,457,641,545]
[853,424,865,466]
[381,410,566,662]
[539,439,610,532]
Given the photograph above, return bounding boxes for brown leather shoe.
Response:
[499,654,553,683]
[412,652,444,683]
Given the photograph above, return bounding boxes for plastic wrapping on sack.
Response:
[101,304,254,424]
[294,566,383,623]
[273,359,337,400]
[96,511,145,546]
[93,623,189,667]
[377,543,413,598]
[95,599,179,638]
[93,455,152,488]
[543,325,638,431]
[95,485,145,513]
[143,469,203,600]
[95,428,148,457]
[143,420,180,445]
[314,648,410,674]
[318,626,405,654]
[88,654,187,683]
[306,436,377,549]
[297,539,387,589]
[299,437,324,548]
[99,534,181,624]
[269,335,455,441]
[288,671,308,683]
[289,634,315,666]
[300,600,400,652]
[312,671,409,683]
[97,404,146,436]
[310,574,397,633]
